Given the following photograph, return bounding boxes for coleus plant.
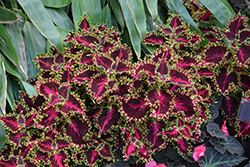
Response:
[0,12,211,167]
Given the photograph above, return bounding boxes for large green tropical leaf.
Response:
[46,8,74,30]
[72,0,102,29]
[101,5,112,26]
[0,24,19,67]
[4,23,27,79]
[22,21,46,79]
[199,0,235,28]
[41,0,72,8]
[109,0,125,29]
[0,55,7,114]
[0,6,20,23]
[118,0,146,58]
[17,0,64,52]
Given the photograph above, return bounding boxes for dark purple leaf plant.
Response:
[1,1,250,166]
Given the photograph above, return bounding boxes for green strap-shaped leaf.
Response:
[0,121,6,151]
[4,23,27,79]
[41,0,72,8]
[23,21,46,79]
[17,0,64,52]
[199,147,247,167]
[101,5,112,27]
[0,6,20,23]
[6,78,15,111]
[0,24,19,67]
[20,80,37,97]
[56,27,71,40]
[109,0,125,29]
[199,0,235,28]
[118,0,146,58]
[72,0,102,29]
[2,55,23,80]
[0,55,6,114]
[46,8,74,30]
[165,0,209,45]
[144,0,158,20]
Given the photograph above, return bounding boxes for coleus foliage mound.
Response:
[186,0,250,139]
[0,13,211,166]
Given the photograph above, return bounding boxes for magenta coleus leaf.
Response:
[147,89,173,117]
[236,44,250,65]
[37,80,62,107]
[78,14,91,31]
[75,33,99,48]
[215,67,238,94]
[220,93,241,125]
[110,46,132,61]
[134,61,156,83]
[93,54,113,71]
[59,93,85,116]
[240,73,250,92]
[35,54,54,71]
[64,116,89,145]
[172,92,195,117]
[96,104,120,136]
[90,74,112,101]
[173,137,191,155]
[74,68,99,84]
[151,47,172,63]
[238,30,250,43]
[168,69,190,85]
[221,14,247,41]
[39,107,61,128]
[86,148,100,166]
[50,151,68,167]
[0,114,20,132]
[144,32,166,45]
[77,51,94,66]
[121,96,150,120]
[204,44,227,65]
[145,119,165,147]
[236,121,250,138]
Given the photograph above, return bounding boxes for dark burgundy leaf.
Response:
[60,94,85,116]
[240,73,250,91]
[78,52,93,65]
[236,121,250,138]
[0,115,19,132]
[236,44,250,64]
[90,74,110,100]
[78,14,91,31]
[169,13,183,28]
[50,151,68,167]
[168,69,190,84]
[151,47,172,63]
[97,104,120,136]
[38,139,53,152]
[121,97,150,119]
[220,93,241,125]
[204,45,227,64]
[94,54,113,71]
[144,32,166,45]
[35,56,54,71]
[74,69,99,83]
[64,116,89,144]
[86,148,100,166]
[216,68,238,93]
[222,14,246,41]
[110,46,131,61]
[147,89,172,116]
[75,34,99,48]
[39,107,61,128]
[173,138,191,155]
[172,92,194,117]
[239,30,250,43]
